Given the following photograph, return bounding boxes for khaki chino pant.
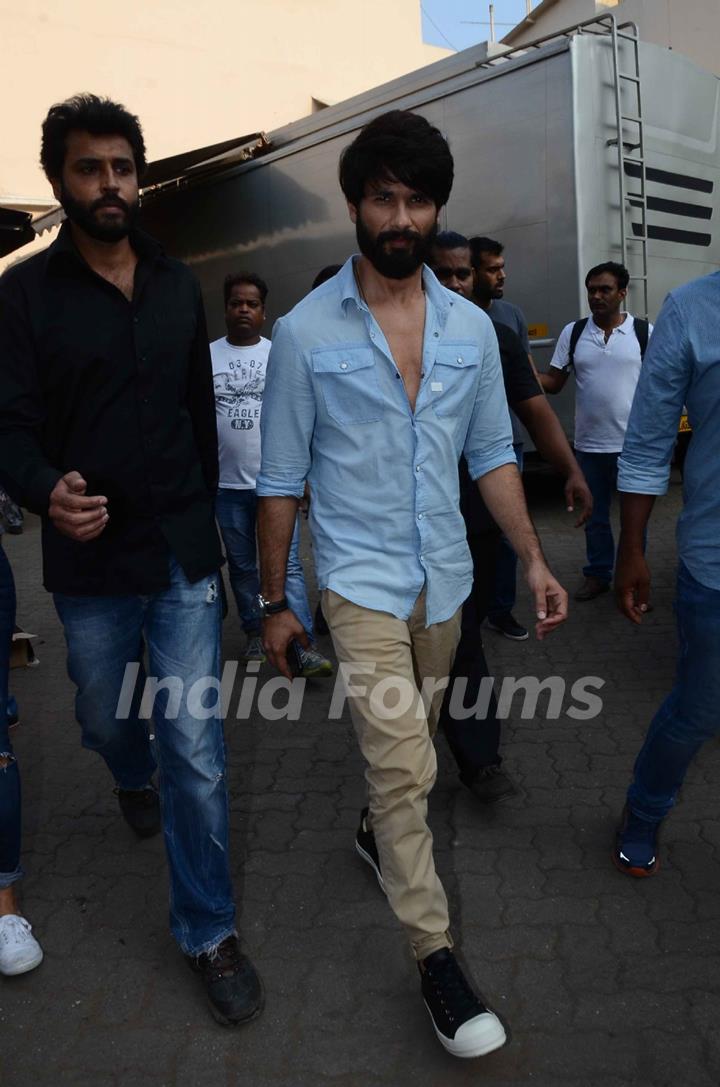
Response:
[323,587,462,960]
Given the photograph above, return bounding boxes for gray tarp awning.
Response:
[142,133,269,190]
[0,207,35,258]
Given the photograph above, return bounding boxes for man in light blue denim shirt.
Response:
[614,271,720,879]
[255,110,567,1059]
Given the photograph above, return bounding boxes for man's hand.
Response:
[615,548,651,624]
[48,471,108,542]
[525,559,568,639]
[564,470,593,527]
[262,609,309,680]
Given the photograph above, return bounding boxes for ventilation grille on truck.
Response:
[625,163,714,248]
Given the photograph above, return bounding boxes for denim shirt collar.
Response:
[337,255,453,329]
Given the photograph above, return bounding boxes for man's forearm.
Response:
[516,397,579,480]
[537,370,566,395]
[619,492,656,553]
[257,495,300,600]
[476,463,544,567]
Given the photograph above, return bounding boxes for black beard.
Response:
[472,284,491,306]
[356,216,437,280]
[60,185,139,242]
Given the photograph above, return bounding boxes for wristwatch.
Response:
[256,593,289,617]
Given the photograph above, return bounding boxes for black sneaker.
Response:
[462,765,519,804]
[355,807,386,894]
[116,784,161,838]
[486,612,528,641]
[187,935,264,1026]
[420,948,506,1058]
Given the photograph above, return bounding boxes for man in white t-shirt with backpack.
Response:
[212,272,332,676]
[540,262,651,601]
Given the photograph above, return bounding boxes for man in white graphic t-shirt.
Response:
[540,261,652,602]
[212,273,332,675]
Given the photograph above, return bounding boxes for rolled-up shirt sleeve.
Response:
[256,316,316,498]
[0,279,62,512]
[618,295,691,495]
[463,321,516,480]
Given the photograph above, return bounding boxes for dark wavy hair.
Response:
[40,94,147,180]
[223,272,269,306]
[434,230,469,251]
[339,110,454,209]
[585,261,629,290]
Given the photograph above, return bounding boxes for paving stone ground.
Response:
[2,469,720,1087]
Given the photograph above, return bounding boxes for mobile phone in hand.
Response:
[287,639,304,678]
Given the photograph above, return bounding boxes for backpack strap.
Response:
[567,318,588,369]
[633,317,650,359]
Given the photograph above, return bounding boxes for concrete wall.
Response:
[504,0,720,78]
[0,0,449,204]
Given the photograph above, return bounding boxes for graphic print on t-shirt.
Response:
[213,359,264,431]
[210,336,271,489]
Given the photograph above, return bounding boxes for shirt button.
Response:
[415,465,421,472]
[417,513,424,520]
[457,356,464,365]
[340,362,348,370]
[433,331,439,338]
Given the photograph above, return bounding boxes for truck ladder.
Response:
[606,20,650,319]
[476,13,650,318]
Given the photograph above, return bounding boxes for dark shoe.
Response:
[355,807,386,893]
[462,765,519,804]
[420,948,506,1058]
[486,612,528,641]
[575,576,610,602]
[187,935,264,1026]
[298,644,334,678]
[613,805,660,878]
[116,784,161,838]
[242,635,266,664]
[314,601,329,637]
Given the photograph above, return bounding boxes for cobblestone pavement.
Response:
[2,470,719,1087]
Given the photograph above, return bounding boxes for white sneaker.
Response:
[0,914,44,976]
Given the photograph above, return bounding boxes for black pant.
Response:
[438,530,503,780]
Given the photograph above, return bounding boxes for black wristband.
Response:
[257,593,289,616]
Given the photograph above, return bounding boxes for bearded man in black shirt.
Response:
[0,95,262,1026]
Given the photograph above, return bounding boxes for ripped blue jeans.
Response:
[54,558,235,955]
[0,544,22,889]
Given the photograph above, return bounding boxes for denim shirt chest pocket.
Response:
[429,343,481,417]
[311,346,385,425]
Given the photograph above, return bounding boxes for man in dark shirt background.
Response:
[467,235,535,640]
[430,233,591,802]
[0,95,262,1026]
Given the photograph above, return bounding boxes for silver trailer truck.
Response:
[140,14,720,440]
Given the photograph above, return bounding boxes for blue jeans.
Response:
[0,545,22,889]
[574,450,621,583]
[488,443,523,619]
[628,562,720,822]
[54,559,235,955]
[215,487,314,638]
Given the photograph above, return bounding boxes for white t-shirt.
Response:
[550,314,652,453]
[210,336,271,488]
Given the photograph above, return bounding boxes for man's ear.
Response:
[347,200,358,225]
[49,176,62,202]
